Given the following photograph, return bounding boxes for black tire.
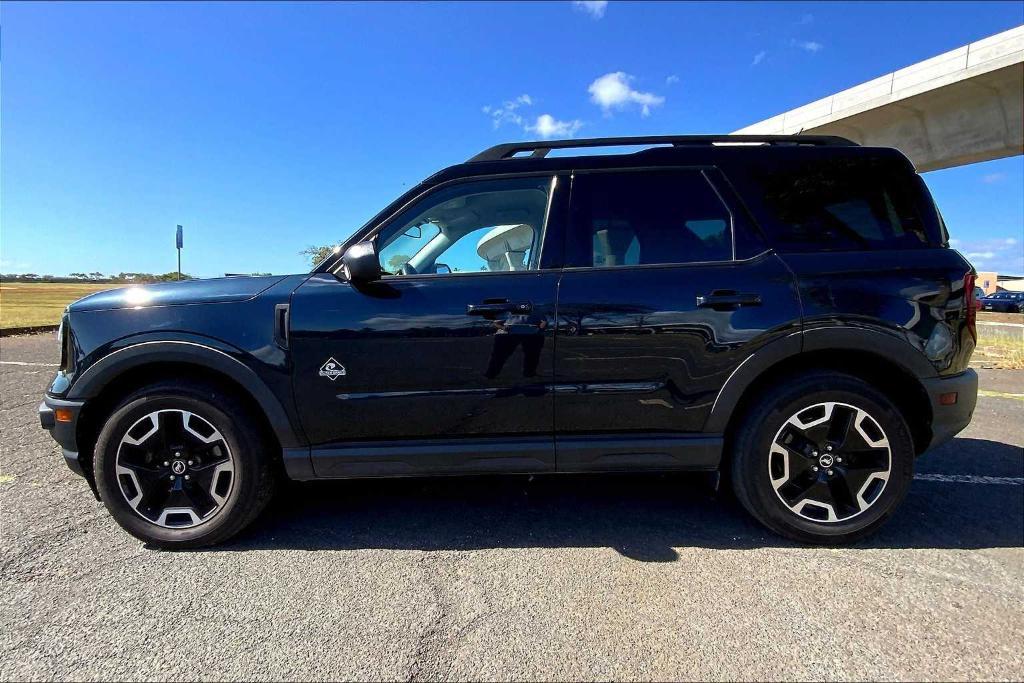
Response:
[730,371,914,545]
[93,380,277,549]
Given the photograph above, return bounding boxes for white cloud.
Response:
[752,51,766,66]
[484,96,583,139]
[981,172,1006,184]
[791,39,823,53]
[588,72,665,117]
[526,114,583,139]
[572,1,608,19]
[483,94,533,129]
[954,237,1024,274]
[665,74,680,86]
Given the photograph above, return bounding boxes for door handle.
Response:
[466,301,533,316]
[696,291,762,311]
[274,303,290,349]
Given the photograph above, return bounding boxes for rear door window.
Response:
[566,169,733,268]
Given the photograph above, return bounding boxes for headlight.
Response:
[57,313,70,371]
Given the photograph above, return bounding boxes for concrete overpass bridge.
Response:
[734,25,1023,172]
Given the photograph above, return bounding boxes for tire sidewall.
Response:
[94,389,261,546]
[736,377,915,542]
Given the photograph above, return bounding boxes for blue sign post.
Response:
[175,225,183,280]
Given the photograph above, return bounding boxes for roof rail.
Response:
[467,135,857,163]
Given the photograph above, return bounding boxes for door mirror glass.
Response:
[341,241,382,283]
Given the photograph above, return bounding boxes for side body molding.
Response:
[67,340,305,449]
[704,325,936,433]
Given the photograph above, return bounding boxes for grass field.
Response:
[0,282,116,329]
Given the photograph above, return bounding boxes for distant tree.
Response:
[300,244,336,267]
[89,272,104,280]
[68,272,87,279]
[23,273,40,279]
[251,272,272,276]
[156,272,193,281]
[386,254,411,273]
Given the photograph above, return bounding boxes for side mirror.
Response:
[434,263,452,275]
[340,241,382,283]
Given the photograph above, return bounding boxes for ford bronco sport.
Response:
[40,135,979,548]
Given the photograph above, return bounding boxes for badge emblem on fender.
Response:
[319,357,346,380]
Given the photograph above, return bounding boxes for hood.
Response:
[68,275,289,312]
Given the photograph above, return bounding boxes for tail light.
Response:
[964,272,977,341]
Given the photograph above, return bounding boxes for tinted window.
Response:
[740,157,941,251]
[376,176,552,276]
[568,170,732,268]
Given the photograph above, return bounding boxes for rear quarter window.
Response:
[736,156,943,251]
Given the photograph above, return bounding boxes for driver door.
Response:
[288,174,566,477]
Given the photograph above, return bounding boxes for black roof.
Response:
[467,134,856,162]
[417,134,907,188]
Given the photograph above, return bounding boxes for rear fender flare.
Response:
[705,326,935,433]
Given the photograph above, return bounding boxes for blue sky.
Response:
[2,1,1022,277]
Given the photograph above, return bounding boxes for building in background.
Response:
[976,271,1024,293]
[978,271,999,294]
[997,274,1024,292]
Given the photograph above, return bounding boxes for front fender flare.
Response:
[68,339,304,449]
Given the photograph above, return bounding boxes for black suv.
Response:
[40,135,979,548]
[981,291,1024,313]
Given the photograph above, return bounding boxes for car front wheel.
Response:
[730,371,914,544]
[93,380,277,548]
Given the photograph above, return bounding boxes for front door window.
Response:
[375,176,554,276]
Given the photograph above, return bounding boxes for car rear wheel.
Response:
[93,380,277,548]
[730,371,914,544]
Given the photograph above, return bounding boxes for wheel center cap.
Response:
[171,460,187,475]
[818,453,835,468]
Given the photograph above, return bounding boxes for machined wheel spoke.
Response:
[158,411,187,454]
[825,404,856,449]
[116,460,165,489]
[827,474,862,518]
[778,472,824,507]
[841,448,890,473]
[177,478,218,518]
[778,425,819,462]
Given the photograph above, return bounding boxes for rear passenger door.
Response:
[554,168,801,471]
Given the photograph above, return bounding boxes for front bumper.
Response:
[921,369,978,452]
[38,396,86,477]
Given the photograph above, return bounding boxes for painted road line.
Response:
[978,389,1024,401]
[915,474,1023,485]
[0,360,58,366]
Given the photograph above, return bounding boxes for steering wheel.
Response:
[399,262,419,276]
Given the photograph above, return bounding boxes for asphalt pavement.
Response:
[2,332,1022,681]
